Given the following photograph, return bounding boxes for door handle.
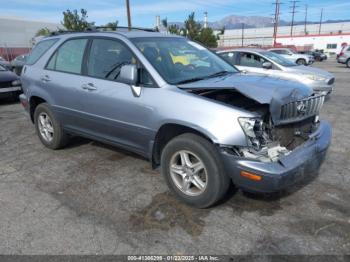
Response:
[40,75,51,82]
[81,83,97,91]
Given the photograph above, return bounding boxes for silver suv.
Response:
[268,48,314,65]
[337,45,350,68]
[20,29,332,207]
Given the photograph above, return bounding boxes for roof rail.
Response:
[47,26,158,36]
[91,26,157,32]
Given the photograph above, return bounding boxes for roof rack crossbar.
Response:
[47,26,157,36]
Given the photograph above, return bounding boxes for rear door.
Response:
[218,51,238,67]
[43,38,89,129]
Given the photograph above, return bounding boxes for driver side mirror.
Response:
[119,64,138,85]
[262,62,272,69]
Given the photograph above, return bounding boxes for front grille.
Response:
[0,81,12,89]
[328,78,335,85]
[279,95,325,124]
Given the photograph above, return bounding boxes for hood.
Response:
[287,65,334,79]
[0,70,18,82]
[178,72,313,125]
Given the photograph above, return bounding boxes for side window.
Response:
[239,52,266,68]
[47,39,87,74]
[219,52,236,65]
[326,44,337,49]
[272,50,283,54]
[27,39,58,65]
[87,38,135,81]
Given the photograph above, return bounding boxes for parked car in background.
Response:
[20,30,331,208]
[11,54,28,75]
[217,48,335,95]
[300,51,327,62]
[268,48,314,65]
[0,56,11,69]
[0,64,21,100]
[337,45,350,68]
[315,50,328,60]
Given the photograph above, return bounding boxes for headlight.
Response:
[11,80,21,86]
[238,117,264,149]
[302,74,326,82]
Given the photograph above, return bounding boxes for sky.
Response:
[0,0,349,27]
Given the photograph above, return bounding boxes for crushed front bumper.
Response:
[220,121,332,193]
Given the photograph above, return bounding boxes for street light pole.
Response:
[126,0,132,30]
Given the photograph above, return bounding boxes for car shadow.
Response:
[0,96,19,105]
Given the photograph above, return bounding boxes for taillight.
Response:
[339,52,344,57]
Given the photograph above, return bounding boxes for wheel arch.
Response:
[29,96,47,123]
[151,123,217,168]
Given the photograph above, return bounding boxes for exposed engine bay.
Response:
[190,89,322,162]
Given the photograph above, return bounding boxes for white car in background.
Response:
[268,48,314,65]
[217,48,334,95]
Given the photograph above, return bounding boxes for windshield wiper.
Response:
[205,70,231,79]
[175,71,231,85]
[175,77,207,85]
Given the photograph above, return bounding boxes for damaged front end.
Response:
[179,74,331,192]
[189,87,326,163]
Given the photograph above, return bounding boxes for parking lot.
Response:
[0,59,349,255]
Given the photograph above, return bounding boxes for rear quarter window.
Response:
[26,38,58,65]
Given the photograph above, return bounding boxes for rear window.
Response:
[27,38,58,65]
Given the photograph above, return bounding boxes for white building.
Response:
[0,17,60,59]
[219,22,350,54]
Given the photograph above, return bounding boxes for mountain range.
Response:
[169,15,350,29]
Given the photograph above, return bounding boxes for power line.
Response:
[125,0,132,31]
[272,0,282,46]
[241,23,245,47]
[318,8,323,35]
[289,0,300,36]
[304,4,308,34]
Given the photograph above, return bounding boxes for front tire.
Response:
[161,133,230,208]
[296,59,306,65]
[346,59,350,68]
[34,103,68,149]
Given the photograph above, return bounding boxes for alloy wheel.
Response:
[37,112,54,142]
[169,150,208,196]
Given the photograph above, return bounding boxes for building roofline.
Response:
[277,33,350,39]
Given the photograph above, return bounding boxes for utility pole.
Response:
[126,0,132,30]
[289,0,299,36]
[272,0,282,47]
[304,4,308,34]
[241,23,245,47]
[318,8,323,35]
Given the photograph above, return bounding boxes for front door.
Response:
[76,37,155,154]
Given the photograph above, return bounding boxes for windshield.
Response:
[131,37,238,85]
[261,51,297,67]
[0,65,6,71]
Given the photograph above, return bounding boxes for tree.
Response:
[102,21,118,31]
[169,12,218,48]
[168,24,180,35]
[35,27,52,36]
[61,9,94,31]
[198,28,218,48]
[161,18,168,29]
[184,12,201,40]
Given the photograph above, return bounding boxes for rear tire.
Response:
[161,133,231,208]
[34,103,68,149]
[346,59,350,68]
[296,59,306,65]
